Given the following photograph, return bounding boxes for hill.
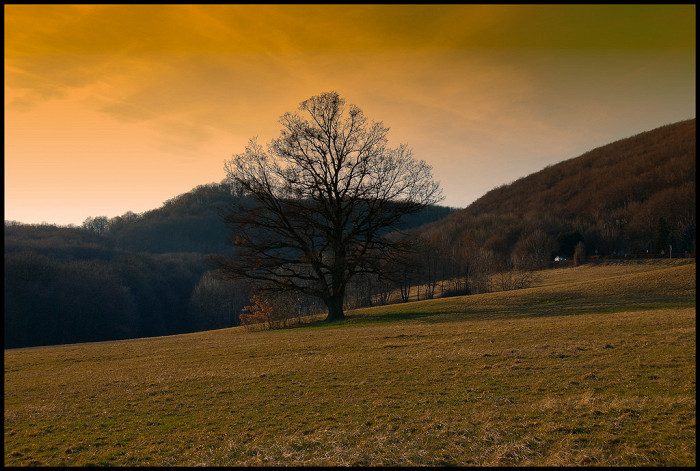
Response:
[4,260,695,466]
[418,118,696,260]
[4,184,456,348]
[103,183,456,255]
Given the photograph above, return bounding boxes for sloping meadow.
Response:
[4,261,696,466]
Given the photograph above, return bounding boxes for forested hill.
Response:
[4,184,455,349]
[79,183,456,255]
[417,118,696,259]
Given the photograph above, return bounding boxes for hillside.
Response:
[419,118,696,260]
[4,260,695,466]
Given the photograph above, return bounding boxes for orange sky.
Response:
[4,5,696,225]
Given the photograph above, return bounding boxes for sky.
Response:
[4,4,696,226]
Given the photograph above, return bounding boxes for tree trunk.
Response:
[324,294,346,323]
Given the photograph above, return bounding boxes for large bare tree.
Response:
[214,92,442,322]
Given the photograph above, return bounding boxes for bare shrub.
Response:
[240,292,312,330]
[240,295,275,330]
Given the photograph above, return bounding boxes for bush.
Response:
[239,292,313,330]
[240,295,275,330]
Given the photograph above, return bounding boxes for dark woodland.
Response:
[417,118,695,260]
[4,118,695,348]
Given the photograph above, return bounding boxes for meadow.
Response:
[4,260,696,466]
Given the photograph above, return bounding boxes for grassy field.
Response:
[4,260,696,466]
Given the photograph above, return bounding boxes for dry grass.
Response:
[533,258,694,288]
[4,260,696,466]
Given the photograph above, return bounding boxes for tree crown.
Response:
[218,91,443,321]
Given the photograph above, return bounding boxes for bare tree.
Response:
[82,216,110,234]
[213,92,442,322]
[511,228,557,270]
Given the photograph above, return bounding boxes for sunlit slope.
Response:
[348,261,695,323]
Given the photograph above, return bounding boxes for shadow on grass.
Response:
[338,300,697,328]
[289,310,441,331]
[266,275,696,332]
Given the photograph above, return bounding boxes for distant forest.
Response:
[4,118,695,349]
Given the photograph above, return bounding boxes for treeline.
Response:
[341,227,546,310]
[82,183,238,254]
[80,183,455,255]
[4,186,455,348]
